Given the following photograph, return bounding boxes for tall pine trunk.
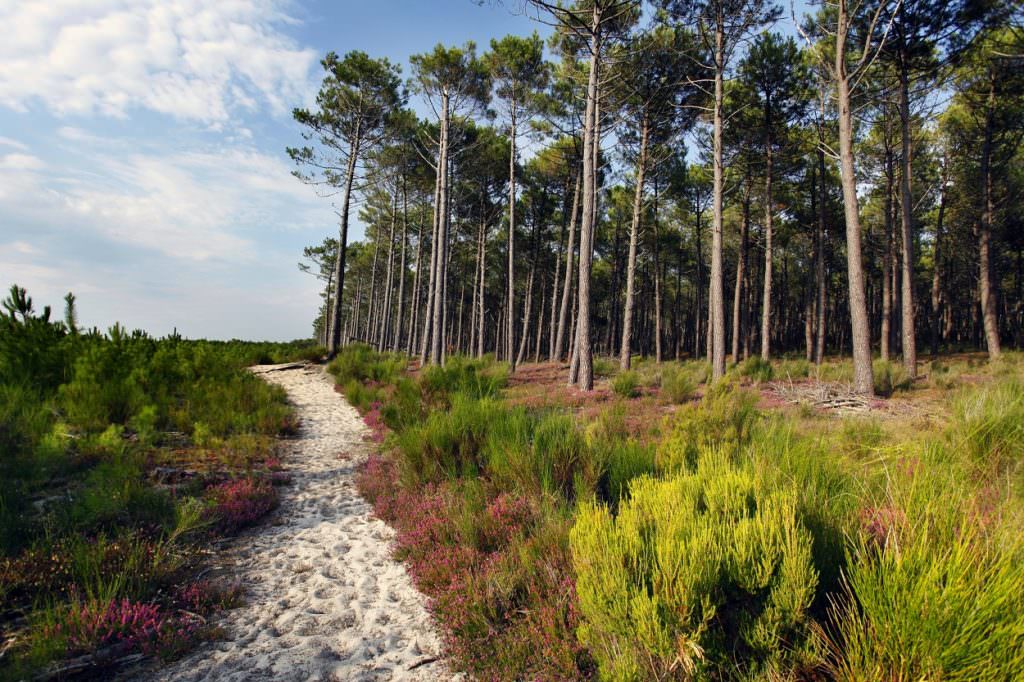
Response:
[620,118,649,370]
[836,0,874,395]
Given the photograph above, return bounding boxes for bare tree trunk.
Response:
[930,151,948,357]
[653,181,663,363]
[409,207,425,355]
[395,178,409,352]
[836,0,874,395]
[429,92,450,365]
[815,143,827,365]
[478,217,487,358]
[760,138,775,361]
[898,53,917,377]
[732,176,751,365]
[507,105,519,372]
[980,75,1001,360]
[709,15,727,381]
[555,171,580,361]
[620,118,649,370]
[882,149,894,361]
[534,286,546,363]
[570,12,600,391]
[517,209,541,365]
[379,189,398,350]
[420,153,442,364]
[327,128,361,357]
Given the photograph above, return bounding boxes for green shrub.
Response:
[420,355,506,405]
[380,377,425,432]
[659,365,696,404]
[873,359,912,397]
[778,358,811,379]
[949,378,1024,470]
[737,356,774,383]
[327,343,405,386]
[597,439,656,504]
[829,485,1024,681]
[592,356,619,378]
[611,371,639,398]
[571,450,818,680]
[657,383,760,472]
[396,396,508,485]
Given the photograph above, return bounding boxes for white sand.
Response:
[148,363,451,682]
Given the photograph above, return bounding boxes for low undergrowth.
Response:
[0,285,300,679]
[338,342,1024,681]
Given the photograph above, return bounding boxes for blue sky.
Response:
[0,0,810,341]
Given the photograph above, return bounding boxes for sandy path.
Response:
[149,363,450,682]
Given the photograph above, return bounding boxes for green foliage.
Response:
[592,356,619,378]
[829,473,1024,681]
[659,364,697,403]
[571,450,819,680]
[419,355,507,404]
[0,285,72,390]
[872,359,913,397]
[949,378,1024,469]
[737,356,774,383]
[396,395,507,485]
[327,343,406,386]
[657,383,760,472]
[610,370,640,398]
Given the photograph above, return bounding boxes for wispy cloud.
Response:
[0,0,317,124]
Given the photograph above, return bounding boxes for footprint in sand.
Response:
[140,363,452,682]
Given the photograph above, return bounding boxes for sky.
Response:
[0,0,810,342]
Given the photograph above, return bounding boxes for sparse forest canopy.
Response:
[290,0,1024,398]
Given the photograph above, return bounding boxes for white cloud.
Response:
[0,0,317,124]
[0,153,46,170]
[0,136,28,151]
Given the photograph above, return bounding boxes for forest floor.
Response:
[142,363,450,682]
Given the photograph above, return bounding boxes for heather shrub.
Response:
[571,450,818,680]
[207,478,278,533]
[610,370,639,398]
[657,382,759,472]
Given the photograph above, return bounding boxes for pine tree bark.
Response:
[815,143,827,365]
[732,176,751,364]
[760,136,775,361]
[327,126,361,357]
[709,14,727,380]
[882,149,894,361]
[836,0,875,395]
[898,52,917,377]
[620,118,649,371]
[980,74,1001,360]
[429,92,450,365]
[507,104,519,372]
[555,171,580,362]
[930,152,948,357]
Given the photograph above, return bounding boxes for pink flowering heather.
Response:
[46,598,201,660]
[354,454,591,679]
[362,401,387,443]
[207,477,278,533]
